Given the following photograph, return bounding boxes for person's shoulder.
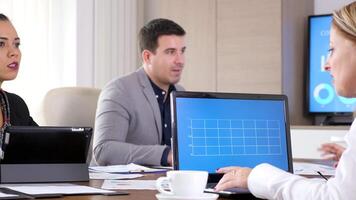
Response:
[5,91,26,105]
[100,69,142,100]
[103,69,144,93]
[4,91,29,113]
[4,91,37,126]
[105,69,140,87]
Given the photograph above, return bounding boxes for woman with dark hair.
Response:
[0,14,37,129]
[215,2,356,199]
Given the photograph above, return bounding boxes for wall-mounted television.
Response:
[307,14,356,116]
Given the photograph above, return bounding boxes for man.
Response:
[93,18,186,166]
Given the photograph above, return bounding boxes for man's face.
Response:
[143,35,186,90]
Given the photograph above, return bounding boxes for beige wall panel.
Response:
[145,0,217,91]
[217,0,282,94]
[282,0,314,125]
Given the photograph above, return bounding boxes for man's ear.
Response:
[142,50,152,65]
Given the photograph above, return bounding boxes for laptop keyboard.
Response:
[205,183,250,195]
[206,182,217,189]
[205,188,237,195]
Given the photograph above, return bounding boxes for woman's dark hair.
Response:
[138,18,185,53]
[0,14,9,21]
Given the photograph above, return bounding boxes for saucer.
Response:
[156,193,219,200]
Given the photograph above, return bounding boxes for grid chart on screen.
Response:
[188,119,282,156]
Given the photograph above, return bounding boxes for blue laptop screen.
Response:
[175,97,290,173]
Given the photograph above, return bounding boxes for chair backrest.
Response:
[38,87,101,127]
[38,87,101,165]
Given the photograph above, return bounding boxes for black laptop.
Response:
[0,126,92,183]
[171,91,293,198]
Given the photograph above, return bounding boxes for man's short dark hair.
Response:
[0,14,9,21]
[139,18,185,53]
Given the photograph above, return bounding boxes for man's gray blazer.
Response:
[93,67,183,166]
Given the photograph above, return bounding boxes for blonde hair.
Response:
[332,2,356,41]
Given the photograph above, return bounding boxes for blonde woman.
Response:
[215,2,356,199]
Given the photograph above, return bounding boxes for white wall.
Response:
[291,126,348,159]
[94,0,139,88]
[76,0,95,87]
[282,0,314,125]
[314,0,354,14]
[1,0,78,118]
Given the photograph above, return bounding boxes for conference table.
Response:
[38,173,249,200]
[33,159,332,200]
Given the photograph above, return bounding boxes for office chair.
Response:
[37,87,101,164]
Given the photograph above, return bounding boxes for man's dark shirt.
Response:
[149,79,175,166]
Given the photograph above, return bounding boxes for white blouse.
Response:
[247,119,356,200]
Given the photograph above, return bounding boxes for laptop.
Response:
[171,91,293,197]
[0,126,92,183]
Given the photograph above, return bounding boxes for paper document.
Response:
[0,192,17,198]
[89,163,167,174]
[101,180,157,190]
[1,183,116,195]
[90,172,143,180]
[293,162,335,176]
[150,166,173,170]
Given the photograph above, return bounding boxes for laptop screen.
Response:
[1,126,92,164]
[171,91,293,174]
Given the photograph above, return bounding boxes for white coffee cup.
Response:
[156,170,208,197]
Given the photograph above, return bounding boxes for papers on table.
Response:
[90,172,143,180]
[0,187,33,199]
[90,164,165,191]
[101,180,157,190]
[0,183,116,196]
[0,192,17,198]
[89,163,167,174]
[293,162,335,176]
[89,163,164,180]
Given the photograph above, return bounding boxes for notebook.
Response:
[171,91,293,197]
[0,126,92,183]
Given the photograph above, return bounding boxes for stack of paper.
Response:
[89,172,143,180]
[0,192,18,198]
[293,162,335,176]
[89,163,169,180]
[101,180,157,190]
[0,183,119,197]
[89,163,168,174]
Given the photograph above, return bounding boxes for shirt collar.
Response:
[148,77,176,100]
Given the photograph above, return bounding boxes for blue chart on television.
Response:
[309,15,356,112]
[175,98,290,173]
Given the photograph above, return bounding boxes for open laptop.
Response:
[0,126,92,183]
[171,91,293,197]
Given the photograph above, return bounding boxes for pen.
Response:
[317,171,328,180]
[128,169,145,173]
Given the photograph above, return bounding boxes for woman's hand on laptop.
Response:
[319,143,345,161]
[167,150,173,166]
[214,166,252,191]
